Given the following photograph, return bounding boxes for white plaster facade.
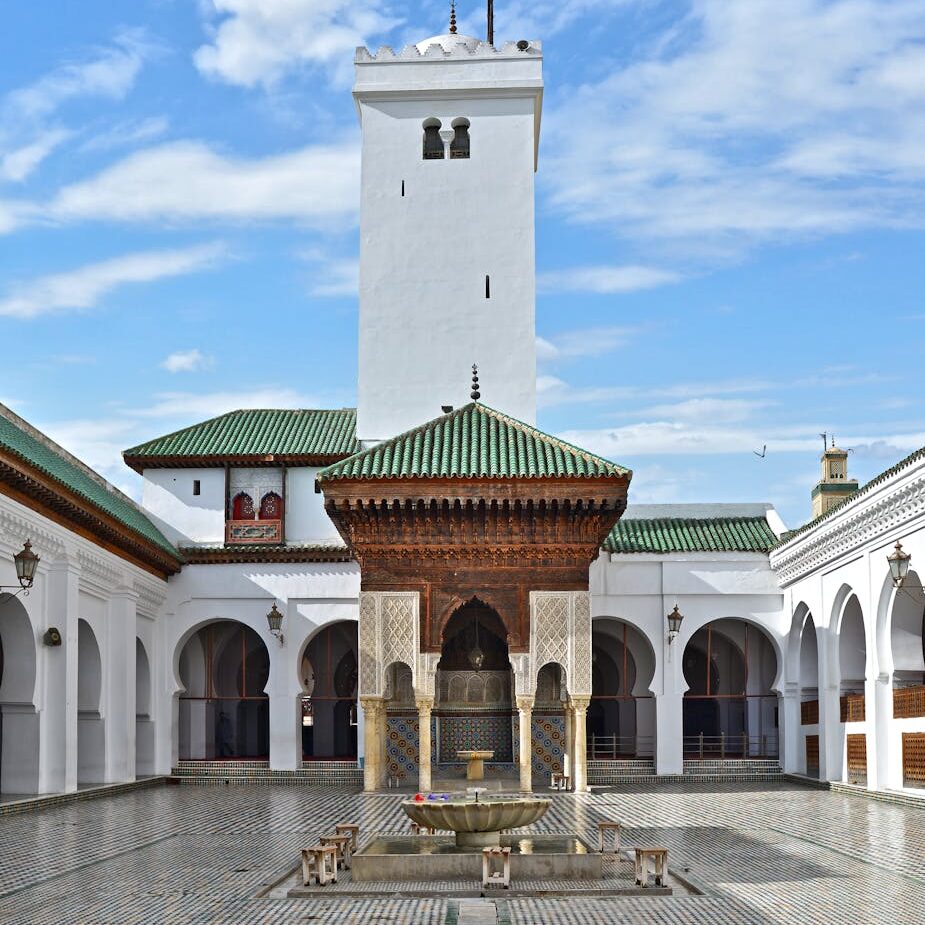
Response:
[354,38,541,441]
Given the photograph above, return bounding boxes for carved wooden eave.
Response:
[320,475,630,570]
[0,449,181,579]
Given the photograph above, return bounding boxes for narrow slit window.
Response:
[193,479,201,496]
[485,275,491,299]
[401,180,405,197]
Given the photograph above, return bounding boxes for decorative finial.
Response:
[470,364,481,401]
[449,0,457,34]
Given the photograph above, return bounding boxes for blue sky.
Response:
[1,0,923,528]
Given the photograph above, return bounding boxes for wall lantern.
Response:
[469,613,485,672]
[1,540,39,599]
[667,605,684,644]
[266,602,284,645]
[887,540,912,589]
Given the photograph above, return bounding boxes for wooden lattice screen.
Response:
[840,694,866,722]
[893,685,925,719]
[801,699,819,725]
[846,734,867,785]
[902,733,925,789]
[805,734,820,775]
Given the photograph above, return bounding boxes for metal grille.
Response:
[846,733,867,785]
[902,733,925,788]
[893,685,925,719]
[801,699,819,725]
[840,694,866,722]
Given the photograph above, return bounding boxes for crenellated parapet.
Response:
[355,39,541,64]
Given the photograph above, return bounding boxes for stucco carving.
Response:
[528,590,593,697]
[357,590,420,697]
[772,476,925,585]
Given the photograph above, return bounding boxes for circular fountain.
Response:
[401,795,551,847]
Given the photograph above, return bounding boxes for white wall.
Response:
[286,467,341,542]
[354,45,542,440]
[141,468,225,544]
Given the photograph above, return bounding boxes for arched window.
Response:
[259,492,283,520]
[422,118,444,160]
[450,118,470,159]
[232,492,254,520]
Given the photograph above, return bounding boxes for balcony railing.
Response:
[225,519,282,545]
[683,733,779,759]
[840,693,866,722]
[589,735,654,759]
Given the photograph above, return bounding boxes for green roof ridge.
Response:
[0,404,178,558]
[604,515,777,555]
[318,402,632,482]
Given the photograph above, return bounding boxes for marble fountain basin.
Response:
[401,796,551,847]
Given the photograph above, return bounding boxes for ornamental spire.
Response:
[449,0,457,34]
[470,364,481,401]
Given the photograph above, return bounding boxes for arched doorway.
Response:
[889,569,925,789]
[837,594,867,784]
[78,619,105,783]
[435,599,513,770]
[136,639,155,775]
[682,619,779,758]
[0,596,38,793]
[300,622,358,760]
[798,612,820,776]
[177,621,270,760]
[590,620,656,758]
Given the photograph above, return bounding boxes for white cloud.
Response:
[5,30,152,120]
[80,116,170,153]
[559,422,925,458]
[130,387,324,419]
[631,398,774,426]
[1,31,156,186]
[161,349,215,374]
[45,139,359,227]
[537,264,680,294]
[0,129,71,182]
[194,0,400,87]
[0,242,228,319]
[298,248,358,297]
[546,0,925,248]
[536,325,639,361]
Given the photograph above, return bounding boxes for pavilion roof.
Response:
[317,402,632,483]
[123,408,357,471]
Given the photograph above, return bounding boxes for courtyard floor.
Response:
[0,781,923,924]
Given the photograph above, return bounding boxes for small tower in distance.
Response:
[811,436,859,518]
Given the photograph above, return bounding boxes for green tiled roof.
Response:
[0,408,178,557]
[604,516,777,554]
[318,403,632,482]
[124,408,357,468]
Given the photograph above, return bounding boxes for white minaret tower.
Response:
[353,13,542,442]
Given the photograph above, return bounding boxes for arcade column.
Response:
[416,696,434,792]
[571,696,590,791]
[517,696,534,792]
[361,697,386,791]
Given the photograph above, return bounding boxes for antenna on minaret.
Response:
[487,0,494,45]
[471,364,481,401]
[449,0,457,34]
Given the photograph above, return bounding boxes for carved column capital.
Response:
[569,695,591,713]
[516,696,535,713]
[360,696,385,717]
[415,696,434,715]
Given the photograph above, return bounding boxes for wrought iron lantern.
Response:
[469,613,485,672]
[266,602,284,644]
[2,540,39,599]
[667,604,684,644]
[887,540,911,589]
